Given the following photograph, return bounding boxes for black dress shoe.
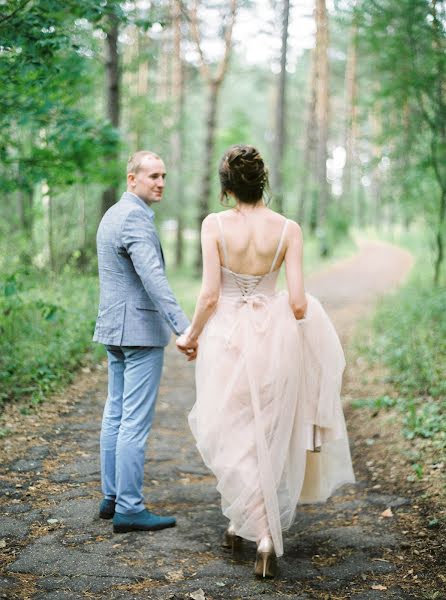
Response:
[99,498,116,519]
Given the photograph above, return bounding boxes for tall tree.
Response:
[101,11,121,216]
[315,0,330,230]
[429,0,446,284]
[343,12,358,205]
[171,0,186,267]
[271,0,290,214]
[185,0,238,270]
[298,47,318,228]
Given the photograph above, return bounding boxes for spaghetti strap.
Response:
[269,219,289,272]
[215,213,229,268]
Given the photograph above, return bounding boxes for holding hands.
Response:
[176,327,198,361]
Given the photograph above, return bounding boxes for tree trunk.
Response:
[76,185,91,271]
[18,149,34,242]
[189,0,238,271]
[19,187,34,264]
[343,16,358,203]
[171,0,185,268]
[315,0,330,229]
[47,189,55,271]
[370,108,382,229]
[195,80,220,271]
[298,48,317,226]
[431,0,446,284]
[136,26,149,149]
[101,12,120,216]
[272,0,290,214]
[156,29,170,106]
[434,188,445,285]
[175,214,184,268]
[19,188,33,237]
[357,185,366,228]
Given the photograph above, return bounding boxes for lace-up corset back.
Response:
[216,214,289,300]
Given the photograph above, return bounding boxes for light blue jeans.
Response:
[100,345,164,514]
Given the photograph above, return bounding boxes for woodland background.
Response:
[0,0,445,464]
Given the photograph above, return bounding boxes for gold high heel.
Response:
[254,536,277,578]
[222,523,243,552]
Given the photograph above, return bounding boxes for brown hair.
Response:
[218,144,270,205]
[127,150,161,174]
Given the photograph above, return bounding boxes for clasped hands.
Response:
[176,327,198,361]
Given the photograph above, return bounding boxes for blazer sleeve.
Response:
[121,209,190,335]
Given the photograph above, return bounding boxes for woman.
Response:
[177,145,355,578]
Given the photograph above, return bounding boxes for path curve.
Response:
[1,240,420,600]
[307,239,413,341]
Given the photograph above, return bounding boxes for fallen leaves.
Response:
[164,569,184,583]
[371,584,388,590]
[381,507,393,518]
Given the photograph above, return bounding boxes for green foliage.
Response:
[318,204,353,256]
[351,395,397,410]
[0,267,103,408]
[357,261,446,450]
[352,0,446,281]
[372,280,446,400]
[0,0,123,194]
[411,463,424,480]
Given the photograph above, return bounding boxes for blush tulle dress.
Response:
[189,215,355,557]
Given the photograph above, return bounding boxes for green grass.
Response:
[354,227,446,453]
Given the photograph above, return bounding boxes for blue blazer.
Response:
[93,192,190,347]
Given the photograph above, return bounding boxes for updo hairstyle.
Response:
[218,144,270,205]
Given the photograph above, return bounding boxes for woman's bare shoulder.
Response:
[201,213,220,235]
[263,212,302,236]
[285,218,303,233]
[284,219,303,246]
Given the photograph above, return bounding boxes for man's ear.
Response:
[127,173,136,187]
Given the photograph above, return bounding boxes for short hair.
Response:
[127,151,161,174]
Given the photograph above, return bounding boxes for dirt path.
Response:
[306,239,413,339]
[1,240,444,600]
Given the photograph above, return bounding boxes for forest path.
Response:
[3,239,443,600]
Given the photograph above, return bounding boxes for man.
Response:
[93,151,196,533]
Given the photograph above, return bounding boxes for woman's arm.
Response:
[284,220,307,319]
[177,215,221,354]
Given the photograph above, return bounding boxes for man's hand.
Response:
[176,333,198,362]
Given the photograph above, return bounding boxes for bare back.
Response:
[198,205,306,321]
[216,208,288,275]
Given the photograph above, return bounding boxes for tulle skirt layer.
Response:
[189,292,355,557]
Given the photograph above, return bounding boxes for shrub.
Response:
[357,269,446,451]
[0,268,103,408]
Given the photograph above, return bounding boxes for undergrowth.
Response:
[0,267,104,410]
[354,246,446,459]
